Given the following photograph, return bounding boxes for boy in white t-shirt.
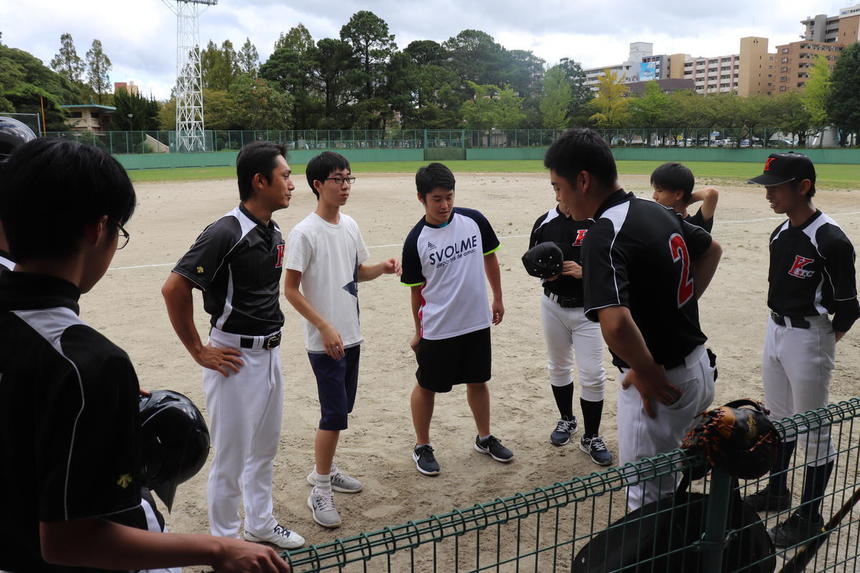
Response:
[400,162,513,477]
[284,151,400,528]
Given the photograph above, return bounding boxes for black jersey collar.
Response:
[0,272,81,314]
[789,209,822,230]
[238,203,275,230]
[594,189,632,219]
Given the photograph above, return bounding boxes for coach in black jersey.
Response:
[744,152,859,547]
[544,129,722,510]
[0,139,288,572]
[162,142,304,549]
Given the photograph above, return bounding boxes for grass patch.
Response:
[128,159,860,189]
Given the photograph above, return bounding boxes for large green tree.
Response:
[826,42,860,144]
[201,40,239,90]
[802,55,831,128]
[340,11,397,129]
[113,88,160,131]
[461,81,525,129]
[443,30,506,88]
[260,25,320,129]
[0,43,78,128]
[557,58,592,124]
[310,38,356,128]
[539,65,571,129]
[237,37,259,77]
[50,33,85,84]
[227,75,292,130]
[85,39,111,104]
[387,41,461,128]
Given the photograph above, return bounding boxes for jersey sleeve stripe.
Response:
[400,281,426,287]
[483,244,501,256]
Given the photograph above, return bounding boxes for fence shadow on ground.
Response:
[282,398,860,572]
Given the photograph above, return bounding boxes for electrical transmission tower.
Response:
[162,0,216,152]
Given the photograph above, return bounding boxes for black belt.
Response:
[544,287,582,309]
[770,311,810,329]
[240,331,282,349]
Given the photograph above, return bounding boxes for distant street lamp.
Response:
[127,113,134,130]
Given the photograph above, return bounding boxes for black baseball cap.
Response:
[748,152,816,186]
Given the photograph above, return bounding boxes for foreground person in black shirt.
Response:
[0,139,289,573]
[544,129,722,510]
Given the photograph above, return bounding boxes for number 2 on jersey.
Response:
[669,233,694,307]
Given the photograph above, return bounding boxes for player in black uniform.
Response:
[0,139,289,572]
[544,128,722,509]
[162,142,304,549]
[650,162,719,232]
[743,152,859,547]
[0,116,36,271]
[528,196,613,465]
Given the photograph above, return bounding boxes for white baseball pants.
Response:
[204,327,284,538]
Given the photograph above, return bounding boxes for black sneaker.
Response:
[743,486,792,512]
[579,435,613,466]
[550,417,578,446]
[474,435,514,463]
[413,444,440,476]
[769,511,824,548]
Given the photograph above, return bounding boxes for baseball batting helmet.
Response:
[0,117,36,161]
[138,390,210,511]
[522,242,565,279]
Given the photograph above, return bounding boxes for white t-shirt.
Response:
[400,207,500,340]
[286,212,369,352]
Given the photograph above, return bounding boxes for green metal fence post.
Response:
[702,468,731,573]
[423,129,428,153]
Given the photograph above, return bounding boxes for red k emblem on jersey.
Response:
[275,244,285,268]
[788,255,815,278]
[573,229,588,247]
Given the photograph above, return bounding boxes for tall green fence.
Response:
[281,399,860,572]
[43,128,860,169]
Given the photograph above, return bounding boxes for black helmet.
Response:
[138,390,210,511]
[0,117,36,161]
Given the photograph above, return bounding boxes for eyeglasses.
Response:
[115,221,130,250]
[325,176,356,185]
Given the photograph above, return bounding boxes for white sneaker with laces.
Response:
[244,523,305,549]
[307,486,342,528]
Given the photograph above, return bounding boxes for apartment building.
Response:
[770,41,845,94]
[801,3,860,43]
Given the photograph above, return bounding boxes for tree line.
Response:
[0,15,858,141]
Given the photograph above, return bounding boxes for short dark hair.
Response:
[0,139,136,263]
[236,141,287,202]
[650,162,695,203]
[544,128,617,190]
[415,162,456,197]
[794,178,817,199]
[305,151,351,199]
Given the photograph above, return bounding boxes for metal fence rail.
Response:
[43,127,833,155]
[282,398,860,572]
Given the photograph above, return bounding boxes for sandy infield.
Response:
[85,172,860,569]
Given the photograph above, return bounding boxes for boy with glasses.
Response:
[284,151,400,528]
[0,139,289,573]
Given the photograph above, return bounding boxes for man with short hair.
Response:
[650,162,719,232]
[284,151,400,529]
[162,141,304,549]
[0,138,289,572]
[744,152,858,547]
[401,162,513,477]
[544,129,722,510]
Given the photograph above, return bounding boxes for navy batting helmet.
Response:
[0,117,36,161]
[138,390,210,511]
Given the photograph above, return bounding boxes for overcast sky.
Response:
[0,0,852,100]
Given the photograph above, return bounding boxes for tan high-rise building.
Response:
[770,41,845,95]
[802,4,860,43]
[738,37,771,97]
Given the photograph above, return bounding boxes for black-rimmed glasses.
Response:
[325,176,356,185]
[115,221,130,250]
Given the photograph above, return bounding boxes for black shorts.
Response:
[415,328,491,393]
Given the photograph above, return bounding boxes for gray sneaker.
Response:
[306,463,363,493]
[307,486,342,528]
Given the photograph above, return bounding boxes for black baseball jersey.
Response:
[686,208,713,233]
[0,248,14,272]
[529,207,591,302]
[768,210,859,333]
[0,272,142,572]
[173,204,285,336]
[582,190,713,368]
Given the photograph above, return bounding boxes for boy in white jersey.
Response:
[284,152,400,528]
[400,162,513,476]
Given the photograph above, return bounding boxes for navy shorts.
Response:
[415,328,491,393]
[308,345,360,431]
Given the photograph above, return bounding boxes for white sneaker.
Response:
[307,486,342,528]
[244,523,305,549]
[306,463,363,493]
